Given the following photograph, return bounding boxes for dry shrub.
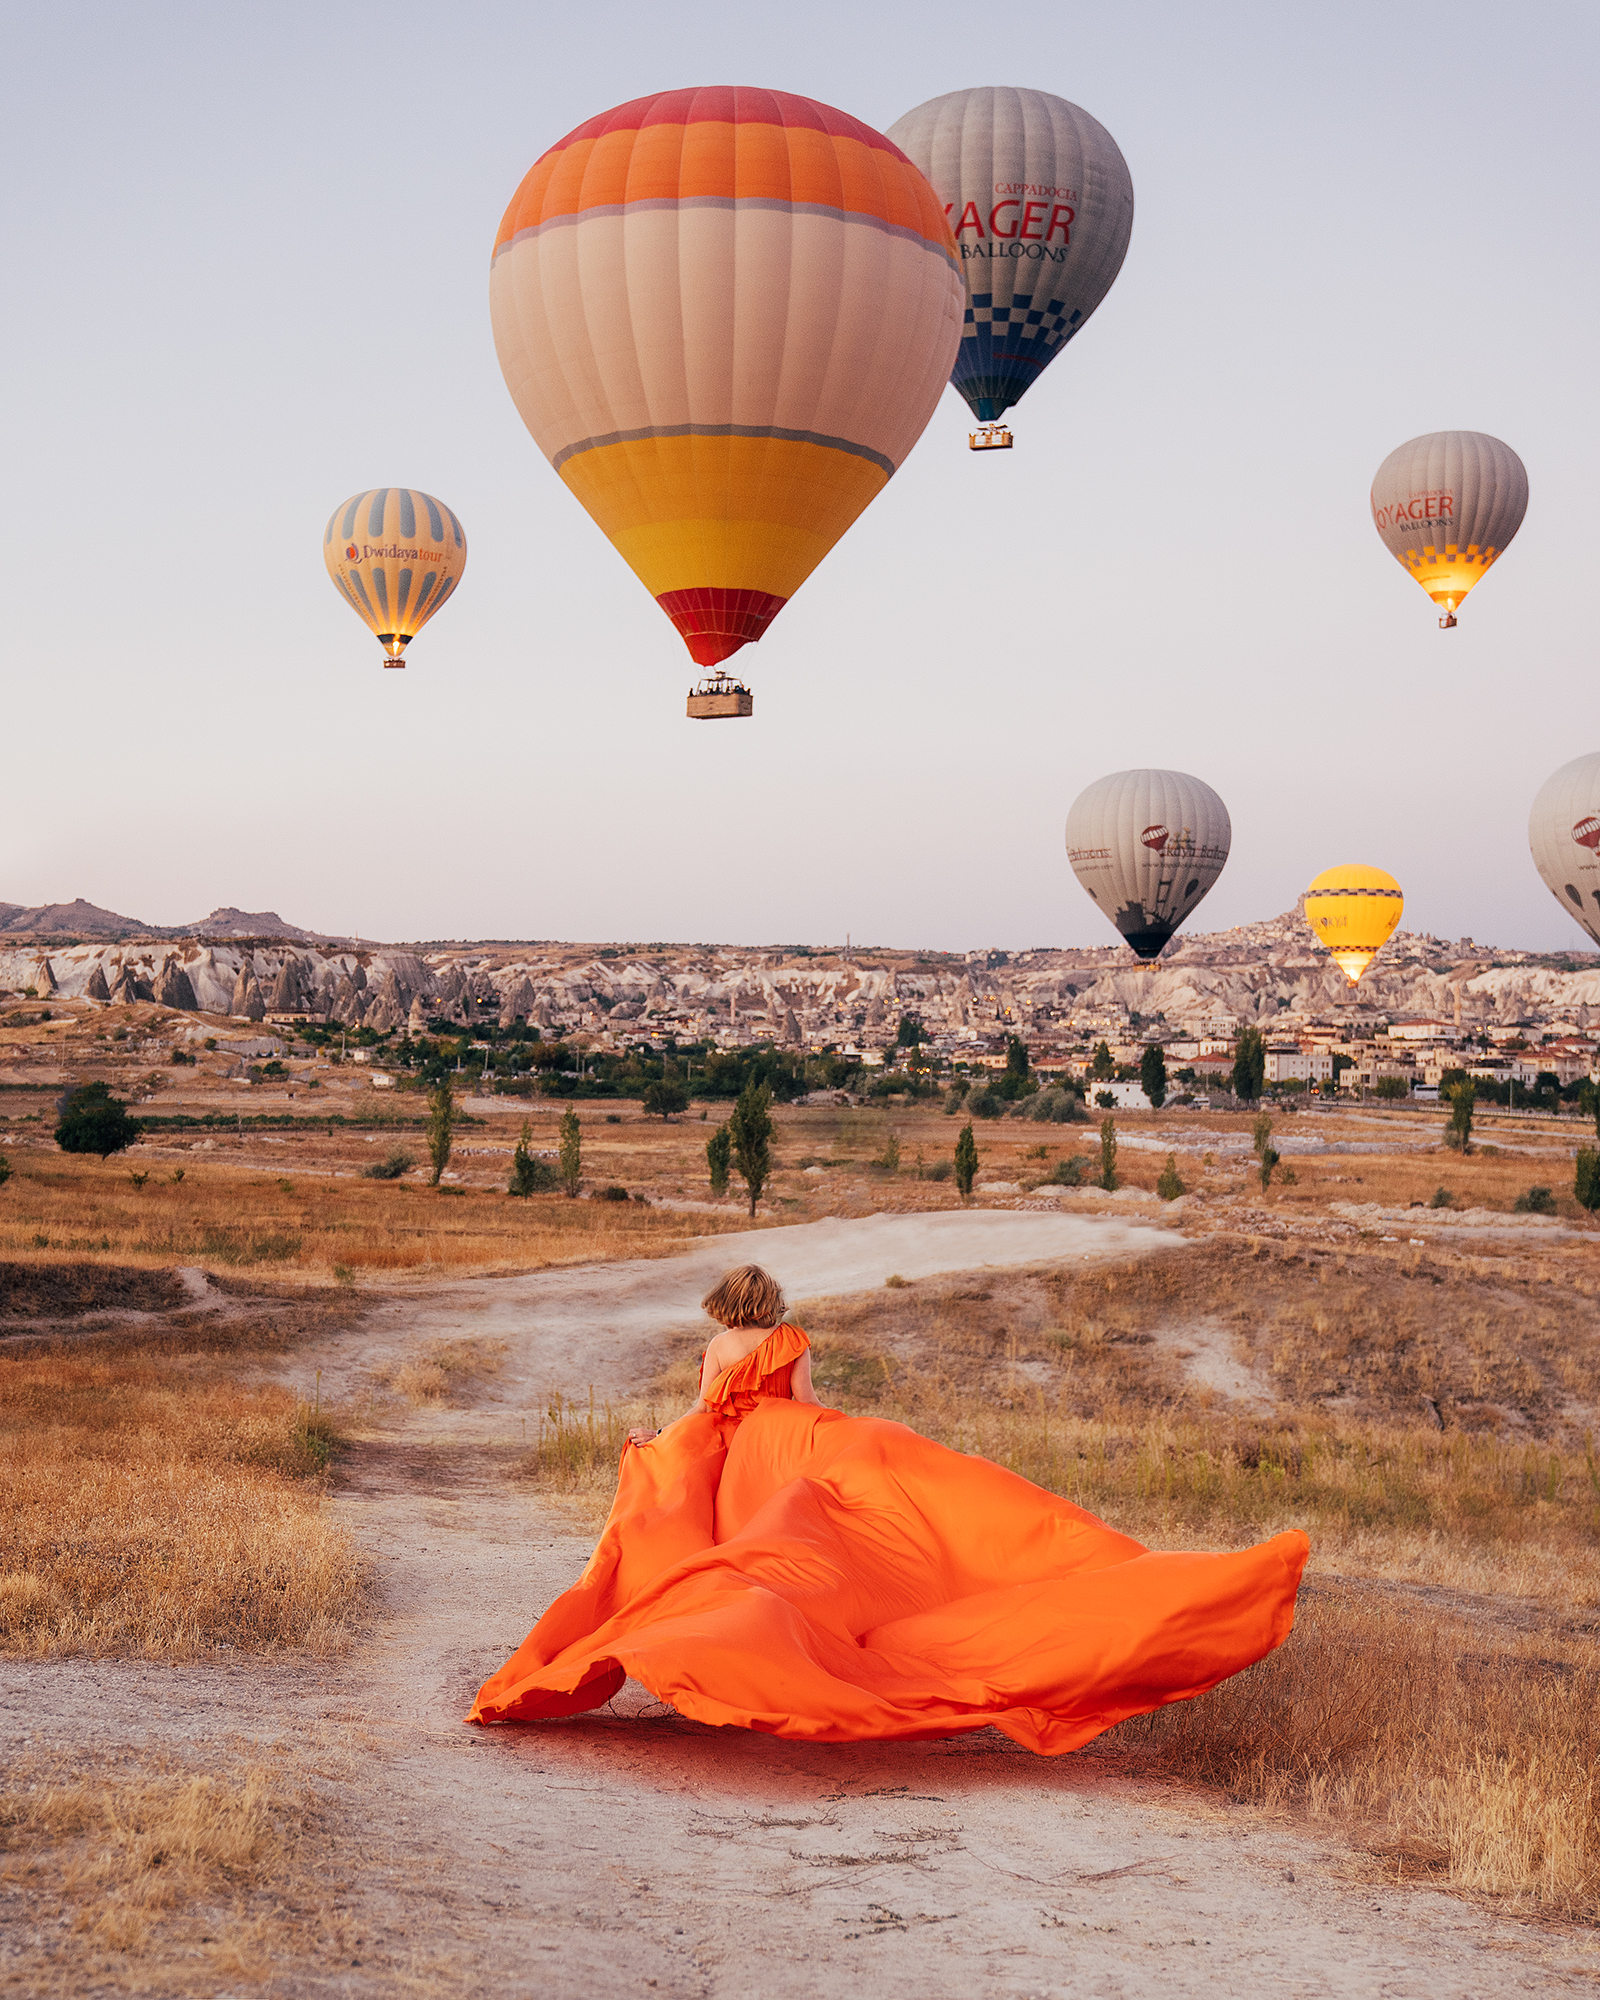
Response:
[514,1390,653,1521]
[1114,1590,1600,1920]
[0,1331,366,1657]
[0,1748,323,1981]
[388,1336,508,1405]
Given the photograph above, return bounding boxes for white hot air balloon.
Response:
[1529,753,1600,948]
[1370,431,1528,628]
[886,87,1133,445]
[1065,770,1232,958]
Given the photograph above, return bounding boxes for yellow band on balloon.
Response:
[558,432,888,600]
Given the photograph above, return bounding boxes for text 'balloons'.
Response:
[1065,769,1231,959]
[1303,865,1405,984]
[323,488,466,667]
[1529,754,1600,949]
[489,86,963,694]
[1370,432,1527,630]
[886,87,1133,430]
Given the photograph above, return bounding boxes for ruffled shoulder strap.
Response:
[706,1322,810,1408]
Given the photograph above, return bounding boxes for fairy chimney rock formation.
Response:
[153,956,199,1011]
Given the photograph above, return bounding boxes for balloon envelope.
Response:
[324,488,466,664]
[1529,753,1600,949]
[490,87,963,671]
[1370,432,1527,626]
[1065,770,1231,959]
[1303,865,1404,984]
[886,87,1133,425]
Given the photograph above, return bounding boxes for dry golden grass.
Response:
[0,1148,753,1286]
[1117,1590,1600,1921]
[388,1336,508,1405]
[0,1750,318,1973]
[0,1324,367,1657]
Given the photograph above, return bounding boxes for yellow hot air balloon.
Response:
[324,488,466,667]
[1303,865,1404,984]
[489,87,963,714]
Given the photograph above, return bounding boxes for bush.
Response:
[924,1157,953,1182]
[1430,1185,1453,1209]
[1374,1076,1409,1100]
[1513,1185,1556,1214]
[1575,1148,1600,1212]
[706,1122,731,1195]
[874,1131,901,1174]
[363,1149,414,1181]
[1041,1155,1082,1187]
[1094,1089,1116,1110]
[942,1080,970,1114]
[641,1079,689,1119]
[170,1046,197,1066]
[1019,1085,1084,1124]
[598,1185,630,1202]
[1258,1145,1281,1191]
[55,1081,141,1159]
[1098,1117,1118,1191]
[1157,1154,1185,1200]
[954,1122,978,1196]
[508,1122,557,1196]
[964,1083,1002,1119]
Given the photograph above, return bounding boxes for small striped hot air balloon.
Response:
[1304,865,1404,984]
[489,86,964,716]
[1370,432,1527,629]
[324,488,466,667]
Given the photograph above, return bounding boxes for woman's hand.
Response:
[626,1426,662,1448]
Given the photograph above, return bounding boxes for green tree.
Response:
[1156,1153,1184,1200]
[896,1014,924,1048]
[1252,1110,1274,1161]
[1575,1147,1600,1211]
[1140,1043,1168,1110]
[706,1122,732,1195]
[1004,1035,1031,1085]
[1090,1040,1115,1081]
[641,1078,690,1119]
[727,1080,773,1217]
[55,1081,140,1159]
[1232,1027,1265,1103]
[425,1082,454,1186]
[875,1129,901,1174]
[559,1107,582,1196]
[508,1120,556,1196]
[1445,1078,1475,1154]
[1098,1116,1118,1191]
[1374,1075,1409,1101]
[1259,1145,1281,1190]
[953,1122,978,1197]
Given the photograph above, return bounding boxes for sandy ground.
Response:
[6,1212,1598,1996]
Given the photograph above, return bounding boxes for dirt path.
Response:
[6,1214,1598,1996]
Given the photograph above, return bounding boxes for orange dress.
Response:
[468,1324,1308,1754]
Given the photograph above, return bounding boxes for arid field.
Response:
[3,996,1599,1992]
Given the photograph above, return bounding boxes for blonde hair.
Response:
[701,1264,786,1329]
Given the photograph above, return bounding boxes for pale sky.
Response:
[3,2,1595,950]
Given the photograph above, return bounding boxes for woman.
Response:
[468,1264,1307,1753]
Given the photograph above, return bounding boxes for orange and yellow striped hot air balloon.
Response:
[324,488,466,667]
[489,87,964,715]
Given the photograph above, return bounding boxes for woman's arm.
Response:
[626,1340,726,1447]
[789,1346,822,1406]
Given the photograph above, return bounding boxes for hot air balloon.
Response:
[1529,753,1600,948]
[324,488,466,667]
[1304,866,1404,984]
[886,87,1133,448]
[1370,432,1527,629]
[1065,770,1231,958]
[490,87,964,717]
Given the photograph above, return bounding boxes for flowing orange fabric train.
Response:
[469,1326,1308,1753]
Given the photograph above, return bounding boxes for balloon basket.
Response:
[686,670,753,720]
[969,425,1014,451]
[1438,612,1457,629]
[382,659,406,669]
